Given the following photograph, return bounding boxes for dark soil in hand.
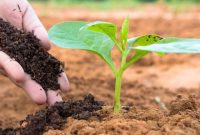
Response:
[0,94,103,135]
[0,18,63,90]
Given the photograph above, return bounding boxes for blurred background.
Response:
[28,0,200,37]
[29,0,200,10]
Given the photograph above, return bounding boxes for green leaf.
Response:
[48,21,116,73]
[127,37,137,47]
[81,21,117,42]
[132,34,163,58]
[124,35,163,69]
[120,17,129,48]
[132,34,163,46]
[132,35,164,57]
[127,34,163,52]
[133,38,200,53]
[127,34,163,48]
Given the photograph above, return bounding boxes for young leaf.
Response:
[120,17,129,48]
[48,21,116,73]
[133,38,200,53]
[132,34,163,46]
[124,35,163,69]
[81,21,117,42]
[127,34,163,53]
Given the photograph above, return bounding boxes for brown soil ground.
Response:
[1,4,200,135]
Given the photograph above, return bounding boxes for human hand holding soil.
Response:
[0,0,69,105]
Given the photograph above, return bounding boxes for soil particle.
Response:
[0,18,63,90]
[0,94,103,135]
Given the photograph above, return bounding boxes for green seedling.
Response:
[48,17,200,113]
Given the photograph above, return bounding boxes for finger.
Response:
[20,75,47,105]
[0,51,24,82]
[22,2,51,50]
[58,72,70,92]
[47,90,62,106]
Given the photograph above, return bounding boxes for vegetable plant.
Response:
[48,18,200,113]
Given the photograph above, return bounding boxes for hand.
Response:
[0,0,69,105]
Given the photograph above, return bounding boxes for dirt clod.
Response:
[169,95,197,115]
[0,18,63,90]
[0,94,103,135]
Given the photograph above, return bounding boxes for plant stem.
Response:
[114,70,123,113]
[123,52,147,70]
[114,40,123,53]
[113,52,127,113]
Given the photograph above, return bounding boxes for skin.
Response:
[0,0,69,105]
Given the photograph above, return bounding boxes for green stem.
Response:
[113,52,147,113]
[113,52,127,113]
[109,63,117,76]
[114,70,123,113]
[115,41,123,53]
[123,52,147,70]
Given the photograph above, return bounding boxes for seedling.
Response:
[48,18,200,113]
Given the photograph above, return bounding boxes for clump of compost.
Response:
[0,94,103,135]
[0,18,63,90]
